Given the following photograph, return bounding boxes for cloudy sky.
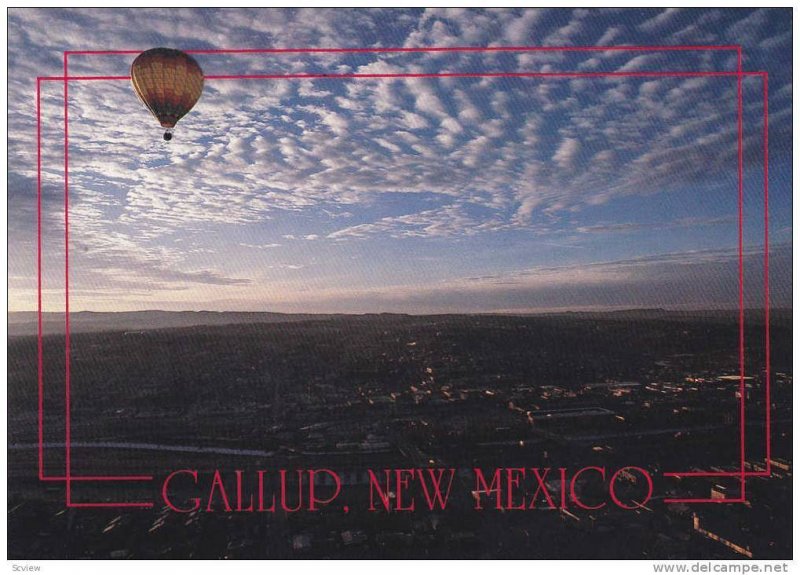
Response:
[7,8,792,313]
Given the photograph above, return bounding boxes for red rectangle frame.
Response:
[34,44,770,508]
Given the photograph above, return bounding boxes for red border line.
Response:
[763,72,771,472]
[63,52,72,506]
[738,46,746,500]
[40,476,153,482]
[36,77,44,480]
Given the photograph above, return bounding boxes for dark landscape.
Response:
[7,310,793,559]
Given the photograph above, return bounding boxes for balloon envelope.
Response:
[131,48,204,129]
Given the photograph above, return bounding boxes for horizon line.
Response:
[10,306,789,315]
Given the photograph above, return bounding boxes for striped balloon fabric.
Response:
[131,48,204,138]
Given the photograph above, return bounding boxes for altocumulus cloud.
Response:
[7,8,791,312]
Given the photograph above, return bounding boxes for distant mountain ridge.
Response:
[8,308,789,337]
[8,310,341,336]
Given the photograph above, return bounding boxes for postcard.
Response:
[6,7,793,565]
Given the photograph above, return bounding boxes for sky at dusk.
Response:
[7,8,793,313]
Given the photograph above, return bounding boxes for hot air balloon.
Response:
[131,48,204,141]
